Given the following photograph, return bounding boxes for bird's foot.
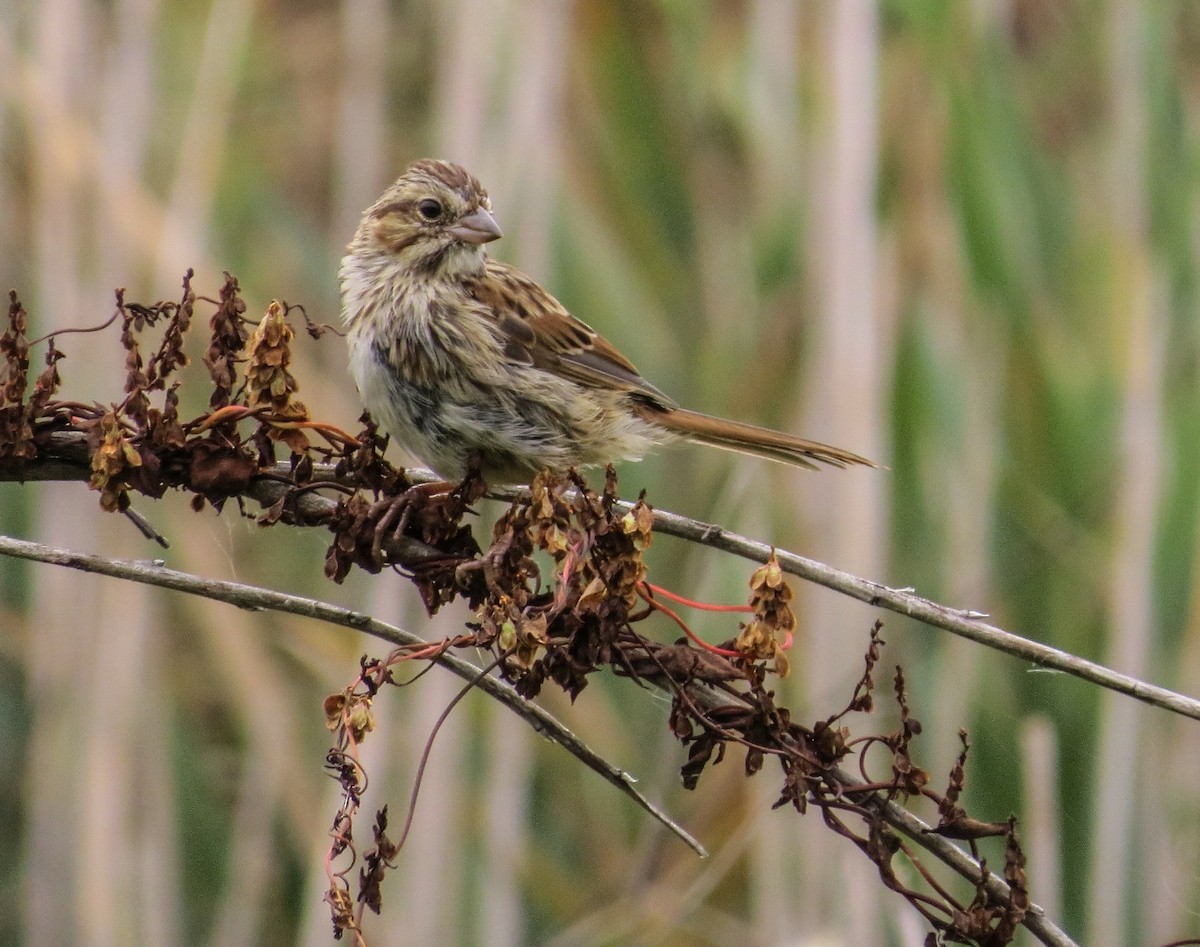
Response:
[367,460,488,566]
[369,481,452,565]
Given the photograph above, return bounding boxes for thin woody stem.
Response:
[0,532,706,858]
[5,436,1197,723]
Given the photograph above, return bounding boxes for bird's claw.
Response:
[369,481,453,565]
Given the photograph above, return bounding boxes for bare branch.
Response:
[0,532,706,858]
[639,505,1200,723]
[8,430,1197,723]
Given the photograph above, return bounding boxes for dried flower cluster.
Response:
[1,292,62,461]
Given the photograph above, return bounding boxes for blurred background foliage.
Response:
[1,0,1199,944]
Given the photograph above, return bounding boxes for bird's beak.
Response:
[448,207,503,244]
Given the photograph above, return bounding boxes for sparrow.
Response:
[339,159,874,485]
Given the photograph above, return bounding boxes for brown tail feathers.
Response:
[638,406,876,471]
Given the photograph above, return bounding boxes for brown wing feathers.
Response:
[475,260,873,471]
[475,260,675,407]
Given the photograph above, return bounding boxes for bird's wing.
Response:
[467,259,677,409]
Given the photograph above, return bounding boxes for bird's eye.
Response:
[417,199,442,220]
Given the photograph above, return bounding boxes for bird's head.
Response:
[351,159,502,278]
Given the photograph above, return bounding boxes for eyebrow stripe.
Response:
[371,199,415,219]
